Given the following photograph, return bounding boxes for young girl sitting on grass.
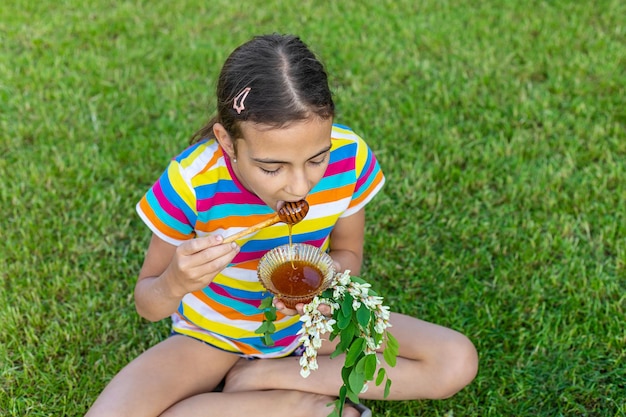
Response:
[86,33,478,417]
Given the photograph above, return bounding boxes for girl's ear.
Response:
[213,123,237,159]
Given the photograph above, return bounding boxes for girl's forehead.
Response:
[238,118,333,158]
[239,119,332,142]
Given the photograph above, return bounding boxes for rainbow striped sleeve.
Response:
[341,129,385,217]
[136,159,198,246]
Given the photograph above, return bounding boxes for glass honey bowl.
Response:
[257,243,335,309]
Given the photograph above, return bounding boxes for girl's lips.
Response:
[276,199,307,212]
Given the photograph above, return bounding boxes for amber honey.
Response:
[271,261,323,296]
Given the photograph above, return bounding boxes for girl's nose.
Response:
[285,172,310,198]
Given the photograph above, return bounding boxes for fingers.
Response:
[177,236,239,270]
[194,241,238,267]
[316,304,332,317]
[189,240,239,278]
[166,236,240,295]
[273,298,299,316]
[179,235,228,255]
[273,299,333,318]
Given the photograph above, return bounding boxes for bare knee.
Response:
[432,333,478,399]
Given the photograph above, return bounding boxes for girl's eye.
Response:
[309,154,328,166]
[260,167,281,176]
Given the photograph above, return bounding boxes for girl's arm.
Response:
[134,234,239,322]
[328,208,366,275]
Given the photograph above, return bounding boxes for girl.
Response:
[86,34,478,417]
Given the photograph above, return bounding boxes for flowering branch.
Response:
[256,271,398,417]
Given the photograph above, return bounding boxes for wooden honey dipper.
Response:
[223,200,309,243]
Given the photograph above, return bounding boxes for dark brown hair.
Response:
[191,34,335,144]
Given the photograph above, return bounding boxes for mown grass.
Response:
[1,0,625,416]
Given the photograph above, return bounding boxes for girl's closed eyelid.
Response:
[260,166,282,176]
[258,153,328,175]
[309,153,329,165]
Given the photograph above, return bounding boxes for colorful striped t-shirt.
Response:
[136,124,385,358]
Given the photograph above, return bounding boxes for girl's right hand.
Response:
[163,235,239,297]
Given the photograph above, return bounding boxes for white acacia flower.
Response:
[363,295,384,309]
[333,285,347,299]
[299,355,309,367]
[375,303,391,320]
[365,338,378,351]
[312,336,323,349]
[299,314,313,327]
[374,319,387,334]
[336,270,352,286]
[295,270,394,388]
[305,344,317,357]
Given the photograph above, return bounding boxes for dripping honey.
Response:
[288,224,294,267]
[271,261,323,296]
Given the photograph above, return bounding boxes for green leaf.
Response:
[384,378,392,398]
[328,400,341,417]
[364,354,378,380]
[340,325,355,346]
[371,328,383,346]
[383,344,397,367]
[337,386,347,416]
[345,338,365,367]
[263,333,274,346]
[327,408,340,417]
[341,364,352,386]
[375,368,386,385]
[321,288,334,299]
[337,310,352,329]
[355,355,367,375]
[347,387,360,404]
[259,295,274,309]
[341,319,356,342]
[350,276,367,285]
[348,368,365,395]
[265,309,277,322]
[356,303,371,327]
[254,321,268,334]
[387,331,400,355]
[331,333,352,359]
[341,294,354,317]
[330,344,344,359]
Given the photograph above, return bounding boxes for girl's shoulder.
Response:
[331,123,358,139]
[330,123,373,157]
[170,138,225,172]
[172,138,221,165]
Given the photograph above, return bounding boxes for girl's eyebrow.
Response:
[251,144,332,164]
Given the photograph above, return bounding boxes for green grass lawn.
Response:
[1,0,625,416]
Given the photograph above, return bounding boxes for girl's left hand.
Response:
[273,298,332,317]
